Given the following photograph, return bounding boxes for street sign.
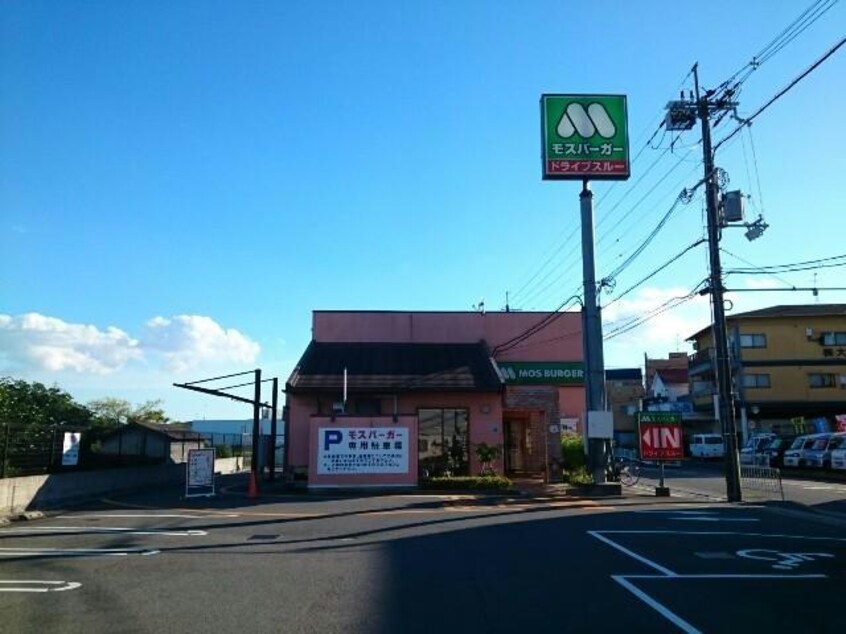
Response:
[637,412,683,461]
[186,448,216,498]
[541,94,630,181]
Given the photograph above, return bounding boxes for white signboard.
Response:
[61,432,81,466]
[587,410,614,439]
[317,427,409,475]
[186,448,216,497]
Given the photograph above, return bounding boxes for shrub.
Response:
[421,475,513,491]
[215,444,234,459]
[561,433,586,472]
[565,466,594,486]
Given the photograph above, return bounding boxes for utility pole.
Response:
[693,64,742,502]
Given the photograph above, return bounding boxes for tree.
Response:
[87,397,170,427]
[0,377,92,428]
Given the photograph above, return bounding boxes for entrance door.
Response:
[504,419,529,474]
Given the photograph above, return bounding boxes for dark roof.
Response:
[606,368,642,381]
[655,368,689,384]
[286,341,503,393]
[687,304,846,340]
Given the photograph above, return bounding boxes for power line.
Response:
[722,249,846,273]
[714,0,839,98]
[491,295,582,355]
[603,287,704,341]
[603,239,707,310]
[714,35,846,151]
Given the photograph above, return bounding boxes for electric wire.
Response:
[602,239,707,310]
[714,35,846,151]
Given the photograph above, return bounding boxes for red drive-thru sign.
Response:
[637,412,683,461]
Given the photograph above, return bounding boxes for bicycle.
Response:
[610,456,641,486]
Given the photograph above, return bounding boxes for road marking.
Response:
[671,517,759,523]
[612,576,700,634]
[595,530,846,542]
[0,580,81,593]
[587,531,677,576]
[0,526,207,537]
[0,547,159,558]
[736,549,834,570]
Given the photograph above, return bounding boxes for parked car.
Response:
[739,433,776,465]
[757,435,796,468]
[831,442,846,471]
[802,432,846,470]
[690,433,724,459]
[783,433,828,468]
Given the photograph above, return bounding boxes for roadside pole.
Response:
[580,180,607,483]
[693,65,743,503]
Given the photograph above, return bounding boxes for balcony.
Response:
[688,348,715,376]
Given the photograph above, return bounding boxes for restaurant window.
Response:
[739,334,767,348]
[808,373,836,388]
[417,408,469,477]
[742,374,771,388]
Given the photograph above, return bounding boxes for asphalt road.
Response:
[1,477,844,634]
[635,462,846,515]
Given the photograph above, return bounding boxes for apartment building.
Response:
[687,304,846,438]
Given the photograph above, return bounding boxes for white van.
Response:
[690,434,725,459]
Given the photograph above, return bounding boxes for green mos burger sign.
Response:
[497,362,585,385]
[541,94,630,181]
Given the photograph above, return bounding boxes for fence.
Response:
[0,422,262,479]
[740,464,784,501]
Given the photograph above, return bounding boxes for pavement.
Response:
[1,474,844,633]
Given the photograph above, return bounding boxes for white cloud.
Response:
[142,314,260,372]
[0,312,141,374]
[0,312,261,377]
[602,287,712,366]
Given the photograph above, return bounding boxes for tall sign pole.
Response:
[541,94,630,483]
[693,65,742,502]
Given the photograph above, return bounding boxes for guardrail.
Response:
[740,464,784,501]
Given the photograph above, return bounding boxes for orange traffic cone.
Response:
[247,471,259,499]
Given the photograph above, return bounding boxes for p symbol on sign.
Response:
[324,430,343,451]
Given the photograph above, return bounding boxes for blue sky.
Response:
[2,1,844,420]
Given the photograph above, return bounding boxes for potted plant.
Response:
[474,442,502,476]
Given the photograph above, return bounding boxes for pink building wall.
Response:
[312,311,583,362]
[287,311,586,483]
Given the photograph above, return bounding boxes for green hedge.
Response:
[561,433,586,471]
[421,475,513,490]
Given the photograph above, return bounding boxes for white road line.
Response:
[0,580,81,593]
[0,526,207,537]
[587,531,677,576]
[595,530,846,542]
[623,574,827,580]
[671,517,760,523]
[612,576,701,634]
[0,547,159,558]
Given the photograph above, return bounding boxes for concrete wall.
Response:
[1,457,245,516]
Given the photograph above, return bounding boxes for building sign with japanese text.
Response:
[497,361,585,385]
[61,432,81,466]
[541,94,630,180]
[317,427,409,475]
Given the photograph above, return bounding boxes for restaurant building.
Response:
[284,310,586,487]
